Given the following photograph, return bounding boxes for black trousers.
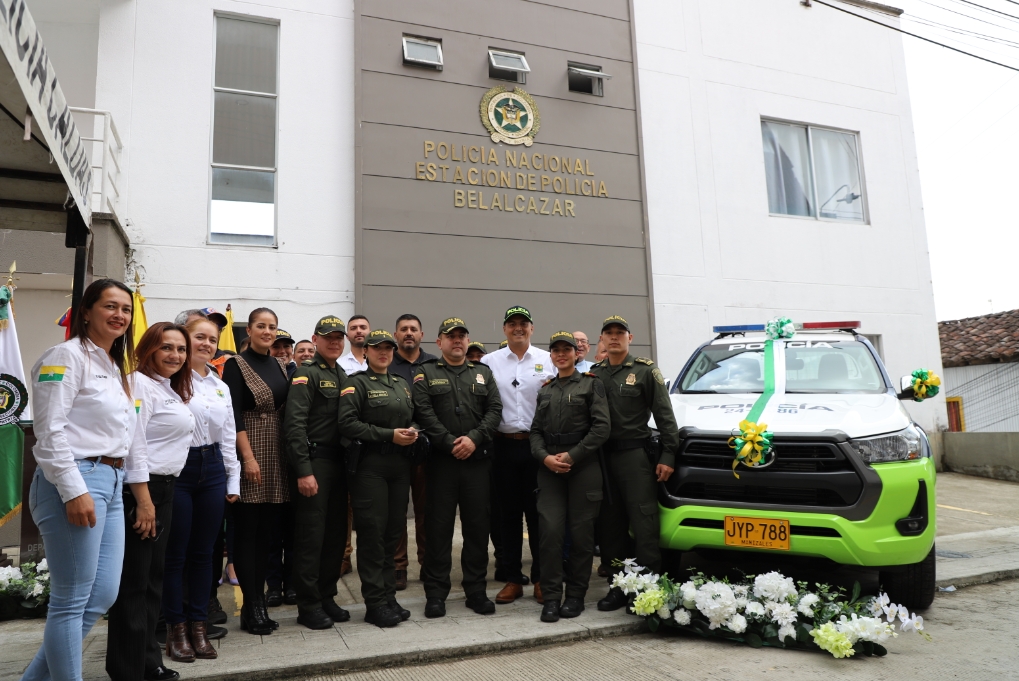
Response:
[292,457,348,611]
[106,475,176,681]
[233,502,280,603]
[537,462,602,602]
[423,454,491,600]
[267,502,294,592]
[494,438,541,584]
[600,447,662,577]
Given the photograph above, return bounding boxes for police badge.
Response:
[0,374,27,426]
[480,86,541,146]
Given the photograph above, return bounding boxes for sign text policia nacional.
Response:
[413,86,609,219]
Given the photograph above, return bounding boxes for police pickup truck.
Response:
[658,321,936,609]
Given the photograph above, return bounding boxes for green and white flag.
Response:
[0,287,29,527]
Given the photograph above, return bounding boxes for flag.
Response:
[131,288,148,349]
[0,425,23,528]
[0,291,31,421]
[218,304,237,353]
[0,286,30,528]
[57,307,71,340]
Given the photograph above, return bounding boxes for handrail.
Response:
[68,107,124,218]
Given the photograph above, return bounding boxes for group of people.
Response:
[22,277,680,681]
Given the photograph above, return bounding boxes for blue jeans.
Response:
[21,460,125,681]
[162,445,226,624]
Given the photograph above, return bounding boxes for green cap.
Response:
[314,315,346,336]
[438,317,469,335]
[601,315,630,332]
[467,341,487,354]
[549,330,578,350]
[499,340,508,349]
[364,329,398,347]
[504,306,532,323]
[274,329,295,344]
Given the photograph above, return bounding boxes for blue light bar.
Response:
[712,324,766,333]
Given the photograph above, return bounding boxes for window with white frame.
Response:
[403,36,443,70]
[210,16,279,246]
[489,49,529,83]
[761,120,866,223]
[568,62,609,96]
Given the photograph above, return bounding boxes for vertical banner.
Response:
[0,286,29,528]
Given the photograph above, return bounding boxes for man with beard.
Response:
[388,314,436,590]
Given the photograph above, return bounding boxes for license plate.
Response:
[724,516,791,551]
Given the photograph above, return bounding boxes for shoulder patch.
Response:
[583,371,598,378]
[301,359,315,366]
[542,377,555,386]
[635,357,654,365]
[291,376,309,385]
[652,367,665,386]
[340,386,355,396]
[593,380,606,397]
[392,374,404,381]
[413,373,425,383]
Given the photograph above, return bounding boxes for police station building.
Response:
[2,0,945,431]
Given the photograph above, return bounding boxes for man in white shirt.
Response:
[573,331,594,372]
[481,306,555,605]
[339,315,370,375]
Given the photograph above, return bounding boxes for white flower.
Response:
[735,596,749,611]
[768,601,798,627]
[28,582,44,598]
[733,584,749,598]
[621,558,642,574]
[0,565,22,590]
[753,572,797,602]
[744,601,766,618]
[778,624,797,642]
[694,582,739,630]
[882,603,900,622]
[37,572,49,583]
[37,559,48,572]
[679,581,698,609]
[900,612,924,633]
[673,608,691,625]
[656,606,671,620]
[797,593,820,616]
[726,614,748,633]
[837,614,897,644]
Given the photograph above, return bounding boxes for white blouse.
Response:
[125,373,195,483]
[189,368,241,496]
[31,338,136,503]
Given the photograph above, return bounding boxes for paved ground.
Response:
[2,471,1018,680]
[304,579,1019,681]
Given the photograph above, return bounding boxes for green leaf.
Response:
[796,623,813,642]
[872,643,888,657]
[850,581,861,604]
[648,616,660,633]
[746,632,764,648]
[762,624,778,639]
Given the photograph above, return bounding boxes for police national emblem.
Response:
[480,86,540,146]
[0,373,27,426]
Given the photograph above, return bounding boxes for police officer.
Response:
[466,341,487,363]
[338,329,418,628]
[591,316,680,611]
[284,315,351,630]
[529,332,610,623]
[412,318,502,619]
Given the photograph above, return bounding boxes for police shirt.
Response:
[31,338,136,502]
[126,373,195,483]
[189,368,241,496]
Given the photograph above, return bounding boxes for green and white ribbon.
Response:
[728,339,778,478]
[765,316,795,340]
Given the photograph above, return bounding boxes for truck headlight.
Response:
[849,424,923,463]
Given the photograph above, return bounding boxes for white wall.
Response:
[29,0,100,132]
[93,0,356,339]
[944,363,1019,433]
[634,0,946,431]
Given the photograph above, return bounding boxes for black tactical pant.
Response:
[351,452,411,608]
[537,460,603,603]
[600,447,662,577]
[292,456,348,612]
[494,438,541,584]
[423,454,492,601]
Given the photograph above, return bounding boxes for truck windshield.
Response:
[679,340,886,394]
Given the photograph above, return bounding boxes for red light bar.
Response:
[800,321,861,330]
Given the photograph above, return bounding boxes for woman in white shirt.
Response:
[23,279,141,681]
[106,323,195,681]
[160,318,240,664]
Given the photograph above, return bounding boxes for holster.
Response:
[345,440,363,476]
[411,435,430,465]
[645,433,662,469]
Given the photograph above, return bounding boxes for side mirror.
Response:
[665,379,672,392]
[897,374,915,401]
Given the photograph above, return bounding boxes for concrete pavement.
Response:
[2,471,1017,680]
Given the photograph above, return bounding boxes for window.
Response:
[403,36,443,70]
[568,62,610,96]
[489,49,529,83]
[210,16,279,246]
[946,397,965,432]
[761,120,866,223]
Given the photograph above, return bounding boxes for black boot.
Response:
[240,602,272,636]
[540,600,560,623]
[387,599,411,621]
[255,596,280,630]
[465,591,496,614]
[560,597,585,618]
[321,599,350,623]
[597,587,628,612]
[265,588,283,607]
[364,604,402,628]
[424,598,446,619]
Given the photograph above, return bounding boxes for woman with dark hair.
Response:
[106,322,195,681]
[220,308,290,635]
[161,318,241,663]
[22,279,138,681]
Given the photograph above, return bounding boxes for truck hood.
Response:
[659,392,912,439]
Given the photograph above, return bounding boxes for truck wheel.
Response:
[880,544,936,611]
[661,548,684,579]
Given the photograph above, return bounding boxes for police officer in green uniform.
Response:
[284,315,351,629]
[591,316,680,612]
[412,318,503,619]
[529,331,610,623]
[337,329,418,628]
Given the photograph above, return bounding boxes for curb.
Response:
[937,568,1019,590]
[205,620,647,681]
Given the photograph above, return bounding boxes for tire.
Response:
[880,544,936,611]
[661,548,684,579]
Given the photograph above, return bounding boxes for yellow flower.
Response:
[811,622,856,658]
[632,588,666,617]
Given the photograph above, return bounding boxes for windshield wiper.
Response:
[681,390,718,394]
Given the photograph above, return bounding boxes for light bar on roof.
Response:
[713,324,766,333]
[800,321,861,330]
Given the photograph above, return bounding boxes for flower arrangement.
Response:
[612,560,930,658]
[0,559,51,620]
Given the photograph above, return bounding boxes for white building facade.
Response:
[7,0,945,431]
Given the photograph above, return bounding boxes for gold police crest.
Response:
[480,86,540,146]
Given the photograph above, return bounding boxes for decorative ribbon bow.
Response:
[0,286,10,330]
[728,419,775,479]
[910,368,941,402]
[765,316,795,340]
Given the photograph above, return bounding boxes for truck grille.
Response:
[670,436,863,508]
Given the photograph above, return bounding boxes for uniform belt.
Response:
[543,431,585,447]
[85,455,124,469]
[604,438,648,452]
[496,432,530,440]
